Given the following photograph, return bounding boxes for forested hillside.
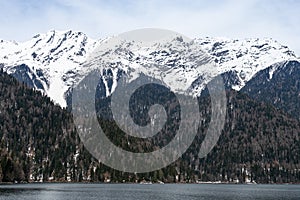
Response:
[0,69,299,183]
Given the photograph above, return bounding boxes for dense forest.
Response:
[0,69,299,183]
[242,60,300,120]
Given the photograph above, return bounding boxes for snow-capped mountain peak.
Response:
[0,30,297,107]
[195,37,296,90]
[0,30,100,107]
[82,34,216,97]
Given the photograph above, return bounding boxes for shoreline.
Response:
[1,181,300,185]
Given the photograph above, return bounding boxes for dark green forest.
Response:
[0,69,299,183]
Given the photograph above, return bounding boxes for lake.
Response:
[0,183,299,200]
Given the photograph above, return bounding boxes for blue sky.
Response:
[1,0,300,55]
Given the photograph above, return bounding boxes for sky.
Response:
[1,0,300,55]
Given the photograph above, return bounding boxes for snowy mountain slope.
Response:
[0,30,297,107]
[80,35,217,98]
[0,30,100,107]
[195,37,297,90]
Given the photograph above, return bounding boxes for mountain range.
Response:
[0,30,299,183]
[0,30,298,108]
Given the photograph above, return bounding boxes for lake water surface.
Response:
[0,183,299,200]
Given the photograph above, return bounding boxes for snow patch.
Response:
[0,31,297,107]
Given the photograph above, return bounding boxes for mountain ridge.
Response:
[0,30,298,107]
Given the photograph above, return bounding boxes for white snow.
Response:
[0,31,297,107]
[0,30,100,106]
[194,37,297,90]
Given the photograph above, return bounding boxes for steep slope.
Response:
[188,91,300,183]
[0,31,297,107]
[0,30,100,107]
[0,69,89,182]
[0,70,299,183]
[195,37,296,90]
[241,60,300,120]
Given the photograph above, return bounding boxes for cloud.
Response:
[0,0,299,55]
